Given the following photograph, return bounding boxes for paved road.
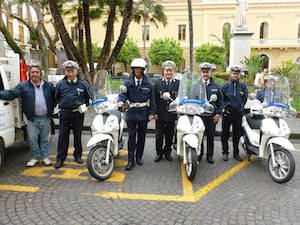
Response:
[0,133,300,225]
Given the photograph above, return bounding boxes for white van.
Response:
[0,54,27,170]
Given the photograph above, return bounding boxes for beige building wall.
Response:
[60,0,300,73]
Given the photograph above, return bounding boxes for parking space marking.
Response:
[295,149,300,153]
[181,161,193,197]
[91,159,251,202]
[0,184,39,192]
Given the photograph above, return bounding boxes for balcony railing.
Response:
[252,39,300,48]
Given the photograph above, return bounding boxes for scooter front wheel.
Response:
[268,148,295,183]
[185,147,197,181]
[87,146,115,181]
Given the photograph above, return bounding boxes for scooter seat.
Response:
[245,114,264,130]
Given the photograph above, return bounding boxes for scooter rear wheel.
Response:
[185,147,197,181]
[268,148,295,183]
[87,146,115,181]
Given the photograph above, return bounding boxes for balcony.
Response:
[251,39,300,49]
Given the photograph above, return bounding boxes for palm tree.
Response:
[132,0,167,59]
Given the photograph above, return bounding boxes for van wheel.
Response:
[0,145,4,170]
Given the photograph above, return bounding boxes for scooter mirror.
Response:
[119,85,127,94]
[209,94,217,102]
[162,92,171,101]
[248,93,256,100]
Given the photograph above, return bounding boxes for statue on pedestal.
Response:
[235,0,248,31]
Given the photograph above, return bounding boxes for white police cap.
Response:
[230,65,243,73]
[199,62,213,70]
[162,60,176,69]
[63,60,79,70]
[131,58,146,69]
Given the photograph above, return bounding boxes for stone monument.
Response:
[229,0,253,70]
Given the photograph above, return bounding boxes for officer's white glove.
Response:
[78,104,87,113]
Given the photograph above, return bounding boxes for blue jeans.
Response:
[27,116,51,159]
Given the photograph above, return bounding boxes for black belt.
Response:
[60,108,79,112]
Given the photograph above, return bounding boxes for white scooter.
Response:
[240,75,296,183]
[86,70,125,181]
[163,73,217,181]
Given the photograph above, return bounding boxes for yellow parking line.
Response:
[0,184,39,192]
[91,159,251,202]
[49,155,87,160]
[295,149,300,153]
[181,160,193,197]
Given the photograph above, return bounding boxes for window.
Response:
[19,25,24,43]
[223,23,231,36]
[178,25,186,41]
[17,5,22,19]
[259,22,268,39]
[71,26,78,42]
[142,25,150,41]
[298,23,300,39]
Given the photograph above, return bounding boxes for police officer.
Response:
[153,60,179,162]
[118,58,155,171]
[221,65,248,161]
[55,60,92,168]
[189,62,223,163]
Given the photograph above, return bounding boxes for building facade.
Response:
[63,0,300,73]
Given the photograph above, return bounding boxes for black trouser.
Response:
[155,120,176,156]
[57,111,84,162]
[127,120,148,163]
[221,112,243,155]
[200,115,216,158]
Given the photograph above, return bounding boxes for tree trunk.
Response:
[32,0,50,79]
[48,0,92,85]
[187,0,194,73]
[143,19,146,60]
[78,7,85,60]
[83,0,95,80]
[105,0,133,71]
[96,0,117,71]
[0,0,24,59]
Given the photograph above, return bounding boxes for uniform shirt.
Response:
[153,77,179,122]
[31,80,48,116]
[134,77,143,86]
[222,79,248,114]
[55,76,92,110]
[189,77,223,115]
[118,75,155,122]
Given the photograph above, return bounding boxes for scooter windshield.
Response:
[92,70,112,103]
[176,73,214,116]
[263,75,296,116]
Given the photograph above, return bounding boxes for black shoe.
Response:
[222,154,228,161]
[206,156,215,164]
[154,155,163,162]
[136,158,143,166]
[234,154,243,162]
[125,162,135,171]
[74,157,84,164]
[198,155,203,162]
[165,154,172,161]
[55,161,63,169]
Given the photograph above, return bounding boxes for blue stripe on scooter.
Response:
[180,99,205,105]
[268,102,290,109]
[92,97,108,105]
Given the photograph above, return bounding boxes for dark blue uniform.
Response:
[221,80,248,156]
[189,78,223,159]
[153,78,179,158]
[55,77,92,163]
[118,75,155,164]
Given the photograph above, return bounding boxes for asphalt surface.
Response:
[0,131,300,225]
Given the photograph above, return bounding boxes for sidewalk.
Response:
[54,109,300,139]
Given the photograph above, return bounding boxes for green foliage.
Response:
[116,38,140,71]
[271,60,294,77]
[241,54,264,79]
[149,38,183,67]
[76,41,102,62]
[213,71,231,81]
[195,44,224,65]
